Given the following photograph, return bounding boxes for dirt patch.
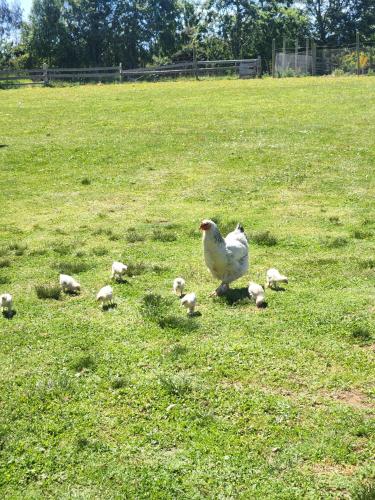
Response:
[326,389,374,410]
[310,462,357,477]
[310,462,356,477]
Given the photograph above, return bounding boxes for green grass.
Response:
[0,76,374,498]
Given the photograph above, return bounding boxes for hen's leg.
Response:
[210,283,229,297]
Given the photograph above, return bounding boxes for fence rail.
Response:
[0,58,261,87]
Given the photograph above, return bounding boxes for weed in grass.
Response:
[55,260,89,274]
[328,216,341,225]
[324,236,348,248]
[92,246,108,256]
[362,218,374,226]
[71,354,96,373]
[93,228,108,236]
[159,373,192,396]
[168,344,188,360]
[150,264,168,274]
[75,251,86,258]
[251,230,278,246]
[8,243,27,256]
[53,244,73,256]
[164,223,180,230]
[152,229,177,242]
[30,248,48,256]
[0,275,10,284]
[359,258,375,269]
[111,375,128,389]
[351,326,372,343]
[127,262,147,277]
[141,293,171,320]
[55,228,66,235]
[0,259,10,268]
[0,247,7,257]
[352,229,372,240]
[108,233,121,241]
[35,284,61,300]
[81,178,91,185]
[352,482,375,500]
[126,229,145,243]
[93,227,114,239]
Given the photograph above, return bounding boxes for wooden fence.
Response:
[0,58,261,87]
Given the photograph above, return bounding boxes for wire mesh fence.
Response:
[274,39,375,76]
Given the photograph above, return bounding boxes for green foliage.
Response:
[152,229,177,242]
[251,230,278,246]
[55,260,89,274]
[35,284,61,300]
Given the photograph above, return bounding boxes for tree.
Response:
[0,0,22,66]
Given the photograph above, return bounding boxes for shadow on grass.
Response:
[2,309,16,319]
[102,303,117,311]
[158,315,199,332]
[112,277,129,284]
[219,287,250,306]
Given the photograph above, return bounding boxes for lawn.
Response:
[0,76,374,498]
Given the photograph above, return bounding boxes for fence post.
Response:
[312,41,316,76]
[272,38,276,77]
[282,36,286,72]
[356,31,360,75]
[257,55,262,77]
[193,41,198,80]
[119,62,122,83]
[295,39,298,73]
[43,62,48,86]
[305,38,309,75]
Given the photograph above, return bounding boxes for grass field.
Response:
[0,76,374,498]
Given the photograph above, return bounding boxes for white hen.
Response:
[96,285,114,308]
[59,274,81,293]
[248,282,266,308]
[173,277,185,297]
[111,261,128,281]
[200,219,249,295]
[266,268,288,290]
[0,293,13,312]
[181,292,196,315]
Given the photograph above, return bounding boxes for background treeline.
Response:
[1,0,374,69]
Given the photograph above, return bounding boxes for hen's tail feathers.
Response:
[236,223,245,233]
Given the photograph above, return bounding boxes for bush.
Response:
[8,243,27,256]
[35,284,61,300]
[126,229,145,243]
[152,229,177,242]
[92,246,108,256]
[127,262,147,277]
[159,374,192,396]
[251,230,277,246]
[55,260,89,274]
[324,236,348,248]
